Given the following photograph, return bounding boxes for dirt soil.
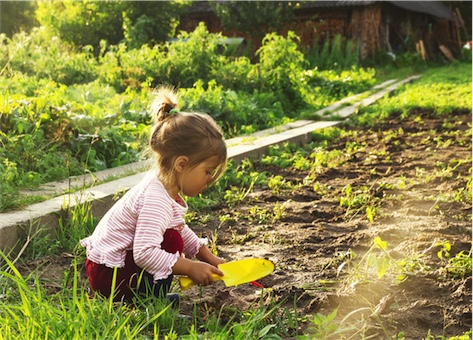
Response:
[18,109,472,339]
[183,109,472,339]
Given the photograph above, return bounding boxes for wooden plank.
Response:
[439,44,455,61]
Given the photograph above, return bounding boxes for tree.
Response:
[122,1,190,49]
[36,0,126,49]
[211,1,298,42]
[0,1,38,36]
[35,0,190,51]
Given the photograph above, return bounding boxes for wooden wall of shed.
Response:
[290,9,349,46]
[179,3,459,62]
[349,4,381,60]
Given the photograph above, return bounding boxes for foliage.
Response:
[0,248,296,339]
[256,31,308,111]
[0,28,98,85]
[306,34,359,70]
[0,73,149,210]
[35,0,126,49]
[303,66,377,104]
[0,1,38,37]
[162,22,223,88]
[121,1,188,49]
[4,20,468,213]
[436,240,472,279]
[212,1,297,42]
[35,0,188,51]
[0,253,185,339]
[180,80,288,137]
[298,308,354,340]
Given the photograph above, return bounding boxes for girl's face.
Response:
[179,156,221,197]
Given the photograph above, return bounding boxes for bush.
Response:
[256,31,308,111]
[180,80,287,137]
[162,23,224,88]
[0,28,97,85]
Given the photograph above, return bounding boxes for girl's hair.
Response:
[149,87,227,187]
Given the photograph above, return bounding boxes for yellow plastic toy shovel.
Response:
[179,258,274,290]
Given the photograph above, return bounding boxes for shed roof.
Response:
[187,1,454,21]
[388,1,454,20]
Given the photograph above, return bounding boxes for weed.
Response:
[339,184,381,222]
[272,202,286,221]
[229,230,256,245]
[267,175,290,195]
[337,237,430,287]
[299,307,356,339]
[208,231,220,256]
[435,240,472,279]
[218,213,237,227]
[249,206,272,224]
[422,329,472,340]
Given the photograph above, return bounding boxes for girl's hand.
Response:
[188,262,224,286]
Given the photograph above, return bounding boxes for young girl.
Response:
[80,87,227,302]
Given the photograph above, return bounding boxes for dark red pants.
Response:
[85,229,184,301]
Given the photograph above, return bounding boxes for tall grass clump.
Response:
[0,249,297,339]
[0,267,291,338]
[0,252,186,339]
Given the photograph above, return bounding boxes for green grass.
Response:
[0,251,300,339]
[347,62,472,127]
[0,253,187,339]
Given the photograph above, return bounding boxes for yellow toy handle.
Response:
[179,273,223,290]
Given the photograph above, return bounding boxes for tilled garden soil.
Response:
[17,109,471,339]
[183,109,472,338]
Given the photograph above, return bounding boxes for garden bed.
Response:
[15,107,472,338]
[181,108,471,338]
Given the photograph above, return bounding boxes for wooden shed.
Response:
[179,1,461,61]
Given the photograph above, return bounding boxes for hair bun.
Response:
[151,87,179,122]
[162,103,174,114]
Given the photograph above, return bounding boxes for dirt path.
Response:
[183,109,472,338]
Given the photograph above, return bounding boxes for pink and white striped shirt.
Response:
[80,171,207,281]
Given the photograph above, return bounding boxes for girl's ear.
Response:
[174,156,189,173]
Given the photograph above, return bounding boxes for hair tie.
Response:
[169,108,179,115]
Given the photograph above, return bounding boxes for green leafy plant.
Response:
[299,307,356,339]
[337,237,430,286]
[436,240,472,279]
[339,184,381,222]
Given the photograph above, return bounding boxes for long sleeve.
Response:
[81,172,190,281]
[132,181,185,280]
